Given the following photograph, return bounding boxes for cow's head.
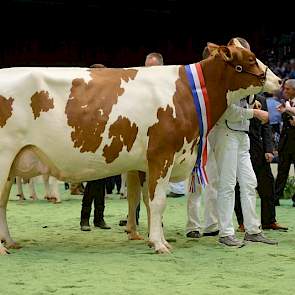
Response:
[228,37,282,99]
[206,42,281,105]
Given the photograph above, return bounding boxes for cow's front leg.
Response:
[0,179,22,250]
[48,177,61,204]
[148,181,171,254]
[16,177,25,200]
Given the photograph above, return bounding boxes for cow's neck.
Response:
[199,57,228,128]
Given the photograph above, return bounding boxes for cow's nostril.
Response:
[278,79,282,85]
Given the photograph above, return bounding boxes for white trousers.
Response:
[186,130,219,234]
[214,127,261,237]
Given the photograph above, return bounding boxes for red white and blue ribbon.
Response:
[185,63,212,190]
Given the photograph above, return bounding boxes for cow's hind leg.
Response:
[0,178,21,251]
[0,151,23,253]
[141,178,151,235]
[126,171,144,240]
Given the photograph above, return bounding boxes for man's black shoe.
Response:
[203,230,219,237]
[119,219,127,226]
[94,220,111,229]
[186,231,201,238]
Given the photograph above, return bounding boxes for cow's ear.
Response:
[207,42,219,56]
[218,46,233,62]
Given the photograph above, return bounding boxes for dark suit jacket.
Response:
[278,100,295,153]
[249,96,273,155]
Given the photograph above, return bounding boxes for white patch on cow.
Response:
[81,104,88,109]
[170,139,197,182]
[226,85,262,105]
[256,59,281,93]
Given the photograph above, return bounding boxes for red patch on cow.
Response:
[103,116,138,163]
[0,95,14,127]
[30,91,54,119]
[65,68,138,153]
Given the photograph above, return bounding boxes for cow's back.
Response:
[0,66,182,181]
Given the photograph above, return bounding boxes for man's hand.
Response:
[289,116,295,127]
[276,101,288,113]
[265,153,274,163]
[253,109,269,124]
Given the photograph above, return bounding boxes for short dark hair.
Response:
[228,37,250,50]
[90,64,106,68]
[202,46,210,59]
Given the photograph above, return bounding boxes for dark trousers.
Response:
[105,177,114,194]
[235,144,276,226]
[105,175,122,194]
[113,175,122,193]
[80,179,106,226]
[275,150,295,200]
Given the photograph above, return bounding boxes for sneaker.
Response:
[186,231,201,238]
[219,235,244,247]
[167,192,184,198]
[244,232,278,245]
[203,230,219,237]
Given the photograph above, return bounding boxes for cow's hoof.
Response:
[148,240,171,254]
[6,241,22,249]
[163,241,172,250]
[128,232,144,240]
[0,246,10,255]
[155,245,171,254]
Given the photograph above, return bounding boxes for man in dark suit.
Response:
[275,79,295,206]
[235,95,288,231]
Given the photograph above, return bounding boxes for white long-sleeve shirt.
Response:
[215,99,254,131]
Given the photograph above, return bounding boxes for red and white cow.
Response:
[0,43,281,255]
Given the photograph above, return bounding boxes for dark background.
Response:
[1,0,294,68]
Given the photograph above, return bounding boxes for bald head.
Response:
[283,79,295,99]
[145,52,164,67]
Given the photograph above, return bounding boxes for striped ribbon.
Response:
[185,63,212,191]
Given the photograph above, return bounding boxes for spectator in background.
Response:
[234,95,288,231]
[266,90,283,162]
[275,79,295,206]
